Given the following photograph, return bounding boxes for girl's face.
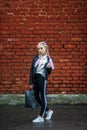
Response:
[37,45,47,56]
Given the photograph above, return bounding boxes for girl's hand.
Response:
[47,63,51,68]
[30,84,34,89]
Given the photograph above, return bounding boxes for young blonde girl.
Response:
[29,41,54,123]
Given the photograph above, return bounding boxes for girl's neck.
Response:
[39,53,47,57]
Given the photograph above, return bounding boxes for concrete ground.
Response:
[0,104,87,130]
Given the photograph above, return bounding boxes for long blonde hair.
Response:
[37,41,49,56]
[36,41,54,69]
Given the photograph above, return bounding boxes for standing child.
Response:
[29,41,54,123]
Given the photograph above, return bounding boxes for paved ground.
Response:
[0,104,87,130]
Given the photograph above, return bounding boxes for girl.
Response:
[29,41,54,123]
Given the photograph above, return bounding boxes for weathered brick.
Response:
[0,0,87,94]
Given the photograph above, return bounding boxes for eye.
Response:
[38,47,43,50]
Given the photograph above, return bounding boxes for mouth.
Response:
[38,52,42,54]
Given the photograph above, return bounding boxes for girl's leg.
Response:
[34,74,49,117]
[38,76,49,117]
[34,77,42,106]
[34,88,42,106]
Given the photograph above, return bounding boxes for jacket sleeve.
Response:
[46,57,54,75]
[46,67,52,75]
[29,55,38,85]
[29,57,35,85]
[29,61,33,85]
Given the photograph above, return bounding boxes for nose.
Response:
[38,48,41,52]
[38,50,41,54]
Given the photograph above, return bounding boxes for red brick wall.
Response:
[0,0,87,94]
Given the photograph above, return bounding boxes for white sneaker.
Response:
[45,110,53,120]
[32,116,44,123]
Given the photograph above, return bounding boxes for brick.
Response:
[0,0,87,94]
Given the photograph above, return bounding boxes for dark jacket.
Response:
[29,55,52,85]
